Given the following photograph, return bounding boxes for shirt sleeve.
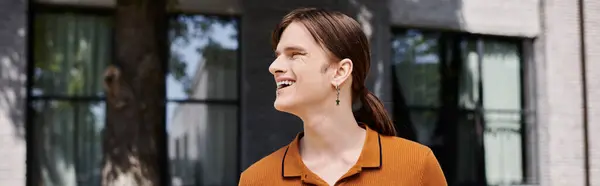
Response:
[421,149,448,186]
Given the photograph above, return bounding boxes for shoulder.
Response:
[380,135,433,157]
[238,145,288,185]
[380,136,447,185]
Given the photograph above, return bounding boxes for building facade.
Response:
[0,0,599,185]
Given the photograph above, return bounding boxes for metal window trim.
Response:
[520,39,536,184]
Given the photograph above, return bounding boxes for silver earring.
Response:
[335,84,340,106]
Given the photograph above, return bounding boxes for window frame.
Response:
[25,2,243,186]
[390,27,538,185]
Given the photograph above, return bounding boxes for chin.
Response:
[274,96,303,115]
[273,99,293,112]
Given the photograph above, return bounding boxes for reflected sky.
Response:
[90,103,105,131]
[167,17,238,99]
[392,30,439,65]
[166,16,238,131]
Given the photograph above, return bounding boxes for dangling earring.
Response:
[335,84,340,106]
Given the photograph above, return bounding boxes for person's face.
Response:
[269,22,335,114]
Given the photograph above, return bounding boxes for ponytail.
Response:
[354,89,397,136]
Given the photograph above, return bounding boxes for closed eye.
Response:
[275,45,307,59]
[289,52,306,59]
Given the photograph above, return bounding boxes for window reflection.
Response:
[32,101,105,186]
[481,41,523,185]
[391,29,440,107]
[408,110,438,146]
[167,103,238,186]
[391,29,441,145]
[481,41,521,111]
[459,40,480,110]
[31,12,110,186]
[167,15,240,186]
[456,112,481,184]
[168,15,239,100]
[33,13,111,97]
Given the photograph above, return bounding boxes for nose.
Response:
[269,56,286,75]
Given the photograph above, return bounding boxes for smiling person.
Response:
[239,8,447,186]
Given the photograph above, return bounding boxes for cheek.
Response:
[291,60,331,90]
[296,71,330,95]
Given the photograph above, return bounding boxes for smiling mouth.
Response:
[276,80,296,89]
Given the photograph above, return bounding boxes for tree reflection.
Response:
[391,29,441,143]
[168,15,238,96]
[32,13,110,186]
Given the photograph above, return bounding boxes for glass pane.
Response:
[456,112,484,185]
[167,103,238,186]
[459,39,480,110]
[168,15,239,100]
[484,112,523,185]
[32,100,105,186]
[407,110,438,146]
[391,29,441,107]
[482,41,521,111]
[33,13,112,97]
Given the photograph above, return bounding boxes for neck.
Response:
[297,102,366,160]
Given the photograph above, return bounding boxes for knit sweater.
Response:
[239,125,447,186]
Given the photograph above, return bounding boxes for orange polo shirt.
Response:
[239,125,447,186]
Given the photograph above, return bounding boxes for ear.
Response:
[331,58,353,87]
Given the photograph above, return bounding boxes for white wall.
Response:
[583,0,600,185]
[535,0,587,185]
[0,0,27,185]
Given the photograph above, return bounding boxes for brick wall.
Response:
[584,0,600,185]
[537,0,587,185]
[535,0,600,185]
[0,0,27,185]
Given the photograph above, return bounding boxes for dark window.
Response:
[391,29,533,186]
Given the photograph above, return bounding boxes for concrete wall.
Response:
[535,0,587,185]
[583,0,600,185]
[389,0,540,37]
[0,0,27,185]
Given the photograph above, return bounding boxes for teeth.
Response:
[276,80,295,88]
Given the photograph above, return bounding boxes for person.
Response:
[238,7,447,186]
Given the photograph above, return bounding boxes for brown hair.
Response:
[271,8,397,136]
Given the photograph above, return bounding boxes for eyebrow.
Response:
[275,45,307,56]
